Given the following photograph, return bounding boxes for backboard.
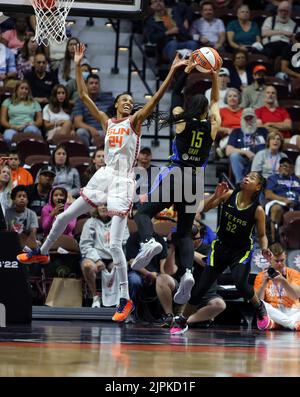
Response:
[0,0,147,18]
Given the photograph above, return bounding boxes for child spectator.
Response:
[40,186,76,238]
[8,149,33,188]
[5,184,39,249]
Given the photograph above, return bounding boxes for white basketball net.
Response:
[30,0,74,46]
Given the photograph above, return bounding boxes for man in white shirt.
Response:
[262,1,299,58]
[205,67,230,108]
[190,0,225,51]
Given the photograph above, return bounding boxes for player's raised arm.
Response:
[132,54,188,130]
[75,43,108,131]
[209,67,222,140]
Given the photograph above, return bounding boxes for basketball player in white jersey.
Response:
[17,43,188,322]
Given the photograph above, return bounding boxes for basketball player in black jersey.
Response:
[132,56,222,305]
[170,171,274,334]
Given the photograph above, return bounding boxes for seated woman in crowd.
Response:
[16,35,48,80]
[226,4,261,52]
[229,50,253,91]
[66,62,92,105]
[0,79,42,146]
[50,144,81,203]
[0,163,12,217]
[251,130,288,179]
[40,186,76,238]
[81,146,105,186]
[217,88,243,156]
[43,84,74,142]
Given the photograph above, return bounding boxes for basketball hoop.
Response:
[30,0,75,46]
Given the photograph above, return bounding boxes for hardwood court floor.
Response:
[0,321,300,377]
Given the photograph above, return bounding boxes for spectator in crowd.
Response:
[27,165,56,217]
[5,184,39,249]
[262,1,299,59]
[0,42,17,95]
[8,149,33,188]
[280,32,300,97]
[58,37,89,86]
[81,146,105,186]
[50,144,81,202]
[226,108,268,184]
[157,224,226,330]
[189,0,225,51]
[66,62,92,105]
[72,73,114,147]
[0,79,43,146]
[47,40,67,72]
[255,85,292,138]
[126,231,167,318]
[24,53,59,107]
[251,130,287,179]
[144,0,198,63]
[0,163,12,216]
[79,204,129,308]
[135,146,160,206]
[16,35,48,80]
[265,157,300,242]
[1,17,30,53]
[43,84,74,142]
[217,88,243,157]
[226,4,262,52]
[241,65,267,109]
[41,186,76,238]
[228,50,253,91]
[193,214,217,256]
[205,67,230,108]
[254,242,300,331]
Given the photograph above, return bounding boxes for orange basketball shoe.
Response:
[112,298,134,322]
[17,248,50,265]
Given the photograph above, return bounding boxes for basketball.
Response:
[192,47,222,73]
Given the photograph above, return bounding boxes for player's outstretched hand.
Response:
[170,53,188,71]
[214,181,229,198]
[184,54,197,74]
[74,43,86,65]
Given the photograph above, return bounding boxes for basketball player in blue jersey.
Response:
[132,56,222,305]
[170,172,274,334]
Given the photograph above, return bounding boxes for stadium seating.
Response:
[15,139,50,164]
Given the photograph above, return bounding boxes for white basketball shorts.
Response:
[80,166,135,216]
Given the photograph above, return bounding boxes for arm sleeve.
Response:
[171,71,189,110]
